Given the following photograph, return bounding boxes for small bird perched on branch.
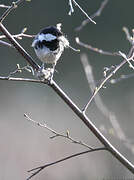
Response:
[32,24,69,70]
[32,23,79,79]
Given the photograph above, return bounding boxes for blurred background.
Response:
[0,0,134,179]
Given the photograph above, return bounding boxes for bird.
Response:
[32,23,69,72]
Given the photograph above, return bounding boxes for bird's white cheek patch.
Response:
[39,33,57,42]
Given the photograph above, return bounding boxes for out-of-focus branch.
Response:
[75,0,108,31]
[24,113,93,150]
[27,147,106,180]
[110,73,134,84]
[76,28,134,112]
[7,64,33,77]
[82,47,134,113]
[76,37,119,56]
[0,32,35,40]
[123,27,133,45]
[80,53,134,154]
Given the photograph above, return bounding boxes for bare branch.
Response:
[110,73,134,84]
[0,33,35,40]
[68,0,74,15]
[0,4,11,9]
[27,147,106,180]
[68,0,96,24]
[82,52,133,113]
[24,113,93,150]
[75,0,108,31]
[76,37,119,56]
[0,23,39,71]
[123,27,133,44]
[81,45,134,113]
[0,0,24,23]
[0,28,34,48]
[7,64,33,77]
[119,51,134,70]
[0,40,13,48]
[0,76,41,83]
[0,72,134,174]
[49,80,134,174]
[80,53,134,154]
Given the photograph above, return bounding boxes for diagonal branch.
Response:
[76,37,119,56]
[82,48,134,113]
[49,79,134,174]
[27,147,106,180]
[75,0,108,31]
[0,75,134,174]
[24,113,93,150]
[0,0,24,22]
[68,0,96,24]
[80,53,134,154]
[0,40,13,48]
[0,23,39,71]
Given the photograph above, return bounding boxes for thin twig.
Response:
[119,51,134,70]
[80,53,134,154]
[24,113,93,150]
[82,47,134,113]
[27,147,106,180]
[68,0,96,24]
[7,64,32,77]
[123,27,133,44]
[0,0,24,22]
[0,23,39,71]
[68,0,74,15]
[75,0,108,31]
[0,40,13,48]
[0,4,11,9]
[0,33,35,40]
[0,76,41,83]
[110,73,134,84]
[76,37,119,56]
[0,27,34,48]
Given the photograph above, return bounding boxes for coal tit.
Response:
[32,24,69,70]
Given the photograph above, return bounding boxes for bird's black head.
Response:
[40,26,63,37]
[33,26,63,51]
